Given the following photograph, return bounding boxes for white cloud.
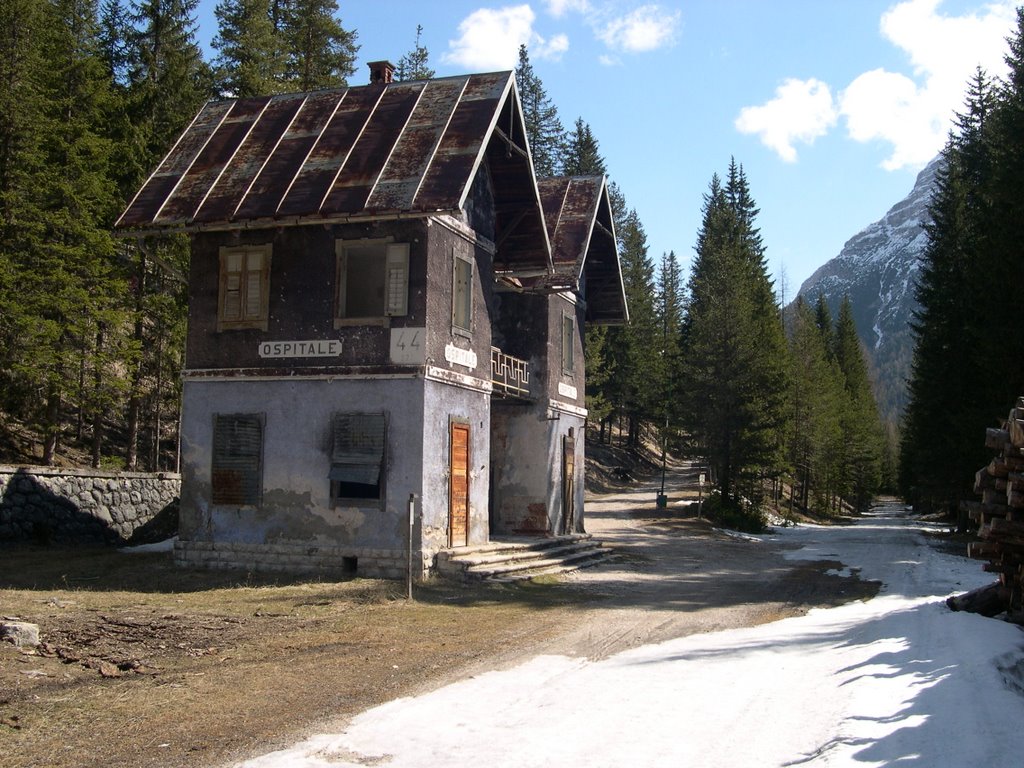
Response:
[735,78,838,163]
[599,53,621,67]
[598,5,681,53]
[839,0,1017,169]
[545,0,592,18]
[442,5,571,70]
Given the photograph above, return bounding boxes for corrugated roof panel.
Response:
[366,77,468,212]
[319,82,425,216]
[118,100,233,226]
[414,73,509,210]
[553,177,601,268]
[156,97,270,224]
[193,92,306,223]
[275,86,379,217]
[231,92,322,220]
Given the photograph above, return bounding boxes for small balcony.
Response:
[491,347,530,399]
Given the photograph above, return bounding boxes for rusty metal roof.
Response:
[116,71,551,272]
[537,176,628,324]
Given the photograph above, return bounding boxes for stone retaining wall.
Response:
[0,466,181,545]
[174,540,412,579]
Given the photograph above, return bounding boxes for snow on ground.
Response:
[236,503,1024,768]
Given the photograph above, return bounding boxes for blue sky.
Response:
[191,0,1019,294]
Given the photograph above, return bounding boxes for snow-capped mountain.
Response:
[795,155,942,424]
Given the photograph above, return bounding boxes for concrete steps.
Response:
[435,534,613,583]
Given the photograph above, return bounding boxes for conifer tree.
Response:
[515,44,564,178]
[681,164,788,512]
[395,24,433,82]
[900,71,996,510]
[562,117,606,176]
[213,0,285,96]
[280,0,357,91]
[833,296,883,510]
[606,209,659,447]
[787,297,843,513]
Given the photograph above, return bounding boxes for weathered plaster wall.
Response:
[177,376,425,577]
[489,403,585,535]
[421,378,491,551]
[0,466,180,544]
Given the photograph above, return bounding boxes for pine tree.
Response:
[833,296,883,510]
[213,0,285,97]
[681,165,788,514]
[605,209,659,447]
[395,24,433,82]
[515,44,564,178]
[562,117,606,176]
[900,71,996,510]
[786,297,843,514]
[123,0,212,468]
[280,0,358,91]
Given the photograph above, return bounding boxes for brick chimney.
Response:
[368,60,395,85]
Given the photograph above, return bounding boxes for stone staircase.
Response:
[434,534,613,583]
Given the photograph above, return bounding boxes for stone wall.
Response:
[0,466,181,545]
[174,540,412,580]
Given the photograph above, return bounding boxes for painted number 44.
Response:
[390,327,426,364]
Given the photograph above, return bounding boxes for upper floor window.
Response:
[218,245,270,331]
[335,240,408,325]
[562,313,575,375]
[212,413,263,506]
[452,252,473,334]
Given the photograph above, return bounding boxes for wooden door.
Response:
[449,423,470,547]
[562,433,576,534]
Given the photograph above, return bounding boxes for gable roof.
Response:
[116,71,551,273]
[537,175,628,324]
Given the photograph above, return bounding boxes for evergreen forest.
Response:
[0,1,923,529]
[899,9,1024,517]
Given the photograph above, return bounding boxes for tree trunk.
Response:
[42,384,60,466]
[125,245,147,470]
[91,326,104,468]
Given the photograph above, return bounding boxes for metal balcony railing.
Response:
[491,347,530,398]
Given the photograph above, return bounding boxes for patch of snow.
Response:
[237,503,1024,768]
[119,537,177,554]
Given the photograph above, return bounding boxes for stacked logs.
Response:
[952,397,1024,623]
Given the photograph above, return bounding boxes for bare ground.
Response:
[1,467,878,768]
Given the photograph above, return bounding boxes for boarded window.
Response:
[562,313,575,375]
[330,413,386,504]
[218,246,270,330]
[336,242,408,321]
[452,253,473,333]
[212,414,263,506]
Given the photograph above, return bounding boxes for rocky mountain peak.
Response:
[795,155,943,423]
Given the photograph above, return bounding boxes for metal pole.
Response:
[407,493,415,601]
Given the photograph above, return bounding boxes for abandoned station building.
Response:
[116,63,627,578]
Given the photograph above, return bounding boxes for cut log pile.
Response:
[950,397,1024,623]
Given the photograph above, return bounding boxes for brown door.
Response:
[449,422,470,547]
[562,433,576,534]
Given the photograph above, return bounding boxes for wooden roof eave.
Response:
[459,76,553,275]
[111,208,460,239]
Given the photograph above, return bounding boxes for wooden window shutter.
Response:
[384,244,409,317]
[332,413,386,464]
[212,414,263,506]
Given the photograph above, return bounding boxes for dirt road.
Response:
[428,466,878,683]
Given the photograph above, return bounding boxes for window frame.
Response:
[451,250,474,336]
[334,239,409,328]
[561,311,576,376]
[217,245,271,331]
[211,413,264,508]
[329,412,387,508]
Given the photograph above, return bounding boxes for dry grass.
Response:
[1,547,582,768]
